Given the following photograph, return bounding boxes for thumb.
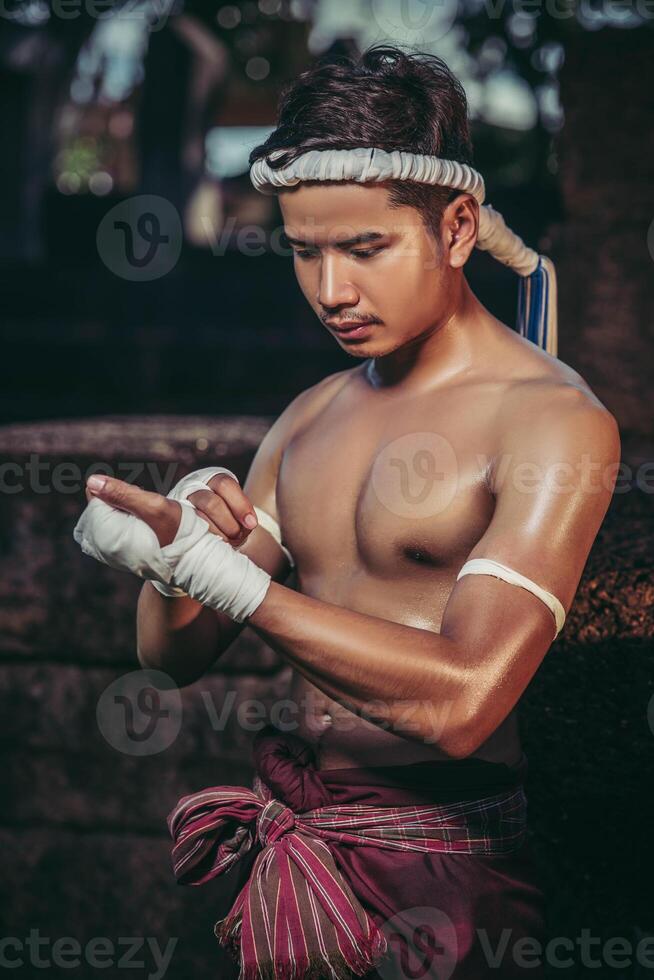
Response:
[85,474,165,520]
[85,474,182,547]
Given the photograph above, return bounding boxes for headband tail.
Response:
[516,255,558,357]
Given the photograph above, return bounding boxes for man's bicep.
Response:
[437,397,620,751]
[452,393,620,626]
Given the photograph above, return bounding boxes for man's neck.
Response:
[365,276,500,395]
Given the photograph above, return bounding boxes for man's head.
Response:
[249,44,481,358]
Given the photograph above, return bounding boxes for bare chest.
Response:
[277,385,498,591]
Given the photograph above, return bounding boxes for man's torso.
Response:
[274,336,590,770]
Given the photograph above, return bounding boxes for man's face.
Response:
[279,181,460,358]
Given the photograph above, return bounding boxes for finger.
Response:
[205,472,258,530]
[86,475,163,516]
[87,475,184,547]
[188,489,247,542]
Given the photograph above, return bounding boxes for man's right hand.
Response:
[168,466,259,550]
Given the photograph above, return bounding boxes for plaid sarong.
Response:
[167,730,528,980]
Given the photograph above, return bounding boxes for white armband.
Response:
[456,558,566,638]
[247,506,295,569]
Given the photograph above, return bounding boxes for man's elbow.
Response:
[136,644,202,690]
[442,729,484,760]
[412,664,481,759]
[443,704,515,760]
[432,706,487,761]
[436,728,479,761]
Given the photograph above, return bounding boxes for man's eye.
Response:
[292,247,384,260]
[351,248,383,259]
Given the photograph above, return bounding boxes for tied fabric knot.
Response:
[255,797,296,847]
[167,726,528,980]
[167,758,388,980]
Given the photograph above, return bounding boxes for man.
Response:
[76,45,620,979]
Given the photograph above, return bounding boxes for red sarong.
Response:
[168,725,545,979]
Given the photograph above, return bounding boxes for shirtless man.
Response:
[134,198,617,768]
[76,45,621,979]
[131,184,619,774]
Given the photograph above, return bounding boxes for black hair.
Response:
[249,43,474,243]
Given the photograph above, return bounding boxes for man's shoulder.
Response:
[294,366,357,407]
[241,367,358,520]
[284,366,355,424]
[261,367,356,453]
[496,352,620,459]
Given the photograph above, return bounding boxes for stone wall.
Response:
[553,27,654,437]
[0,416,652,978]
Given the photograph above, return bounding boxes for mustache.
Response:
[321,315,380,325]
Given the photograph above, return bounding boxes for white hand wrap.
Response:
[73,492,272,623]
[73,496,176,583]
[158,500,272,622]
[151,466,241,597]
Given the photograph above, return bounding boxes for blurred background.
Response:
[0,2,653,978]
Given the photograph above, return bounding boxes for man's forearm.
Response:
[247,581,470,755]
[136,582,242,686]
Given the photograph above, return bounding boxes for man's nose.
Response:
[317,252,358,309]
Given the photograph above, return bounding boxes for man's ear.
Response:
[442,193,479,269]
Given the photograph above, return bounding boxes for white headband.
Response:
[250,147,558,356]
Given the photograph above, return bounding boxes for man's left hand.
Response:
[84,475,183,546]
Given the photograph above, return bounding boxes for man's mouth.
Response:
[327,320,376,338]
